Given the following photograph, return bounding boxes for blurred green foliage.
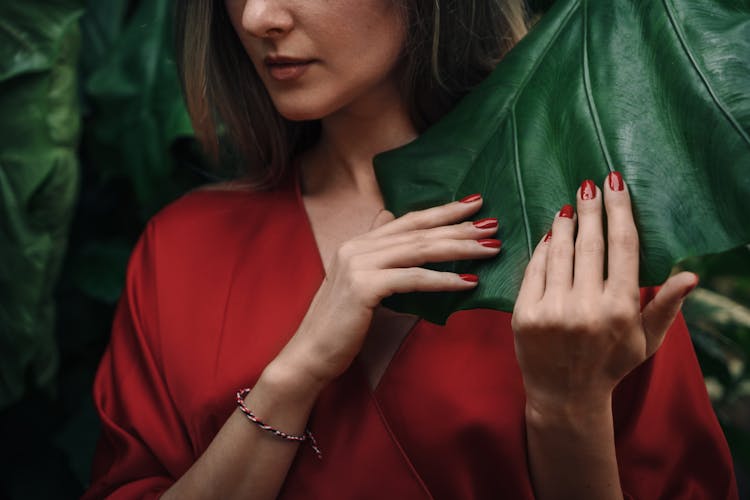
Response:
[1,0,206,497]
[0,0,747,498]
[680,247,750,469]
[0,0,84,410]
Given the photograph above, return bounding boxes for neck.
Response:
[300,84,418,199]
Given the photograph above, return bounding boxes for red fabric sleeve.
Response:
[83,221,193,499]
[613,289,739,499]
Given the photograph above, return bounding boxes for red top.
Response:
[84,173,738,499]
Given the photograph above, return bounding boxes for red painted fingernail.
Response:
[580,179,596,200]
[608,171,624,191]
[680,274,700,299]
[478,238,502,249]
[559,204,574,219]
[460,193,482,203]
[473,218,498,229]
[543,230,552,242]
[460,273,479,283]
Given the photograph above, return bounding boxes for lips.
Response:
[264,55,315,81]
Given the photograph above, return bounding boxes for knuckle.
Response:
[549,243,573,260]
[511,309,534,332]
[514,306,553,334]
[523,261,545,280]
[546,301,567,325]
[399,211,417,226]
[403,210,427,227]
[609,229,639,250]
[413,239,431,255]
[404,267,426,285]
[336,241,355,262]
[607,303,637,328]
[380,209,395,221]
[411,230,429,243]
[576,237,605,255]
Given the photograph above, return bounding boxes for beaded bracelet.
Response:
[235,388,323,459]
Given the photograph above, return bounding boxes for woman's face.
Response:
[225,0,407,121]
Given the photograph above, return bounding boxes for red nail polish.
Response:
[559,204,574,219]
[460,193,482,203]
[473,218,498,229]
[543,230,552,242]
[478,238,502,249]
[580,180,596,200]
[608,171,624,191]
[460,273,479,283]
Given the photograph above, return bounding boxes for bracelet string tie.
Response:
[235,388,323,459]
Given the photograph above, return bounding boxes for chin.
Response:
[269,92,347,122]
[276,107,325,122]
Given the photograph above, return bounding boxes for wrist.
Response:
[260,353,329,403]
[525,393,614,431]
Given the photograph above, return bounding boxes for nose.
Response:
[241,0,294,39]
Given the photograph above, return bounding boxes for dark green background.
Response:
[0,0,747,497]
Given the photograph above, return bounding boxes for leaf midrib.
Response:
[509,0,582,259]
[582,0,615,173]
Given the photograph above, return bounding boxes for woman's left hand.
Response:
[511,172,698,416]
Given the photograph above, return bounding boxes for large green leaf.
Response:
[0,1,83,409]
[374,0,750,324]
[83,0,194,215]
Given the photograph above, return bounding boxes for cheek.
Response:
[331,9,406,76]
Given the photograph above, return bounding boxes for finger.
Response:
[641,272,699,357]
[544,204,576,295]
[359,236,501,269]
[515,231,551,307]
[353,219,499,256]
[604,171,640,294]
[573,180,604,293]
[374,268,480,297]
[366,194,484,238]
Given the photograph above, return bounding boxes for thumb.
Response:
[641,271,699,357]
[369,209,395,230]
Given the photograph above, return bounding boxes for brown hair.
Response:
[175,0,527,190]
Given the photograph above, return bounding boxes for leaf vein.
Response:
[582,0,614,172]
[511,110,533,258]
[507,0,582,260]
[662,0,750,149]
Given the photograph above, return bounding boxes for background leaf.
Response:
[374,0,750,325]
[0,0,84,410]
[83,0,195,217]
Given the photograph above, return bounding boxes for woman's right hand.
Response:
[271,194,502,389]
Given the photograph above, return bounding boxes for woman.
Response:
[84,0,738,498]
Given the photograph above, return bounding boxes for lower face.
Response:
[224,0,407,121]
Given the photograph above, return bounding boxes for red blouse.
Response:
[84,173,738,499]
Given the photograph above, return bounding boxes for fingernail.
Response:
[608,171,624,191]
[478,238,502,249]
[580,179,596,200]
[473,218,498,229]
[543,230,552,242]
[460,273,479,283]
[680,274,700,299]
[460,193,482,203]
[559,204,574,219]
